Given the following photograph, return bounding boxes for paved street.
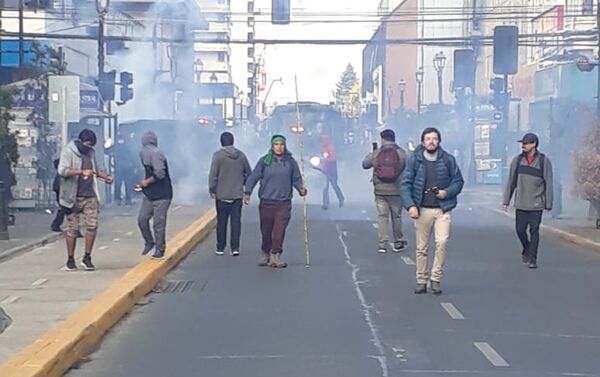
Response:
[65,193,600,377]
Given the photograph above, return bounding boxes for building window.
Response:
[248,1,254,13]
[247,32,254,42]
[248,47,255,56]
[218,52,226,62]
[582,0,593,15]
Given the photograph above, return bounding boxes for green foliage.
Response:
[574,122,600,203]
[0,87,18,166]
[333,63,361,118]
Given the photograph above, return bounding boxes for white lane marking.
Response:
[1,296,20,304]
[372,223,379,229]
[172,205,182,212]
[31,278,48,287]
[125,231,134,236]
[98,246,109,251]
[401,256,415,265]
[112,238,121,242]
[336,225,388,377]
[474,342,509,367]
[440,302,465,320]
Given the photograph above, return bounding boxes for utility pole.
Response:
[18,0,24,66]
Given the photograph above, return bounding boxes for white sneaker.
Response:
[378,248,387,254]
[215,250,225,255]
[231,250,240,256]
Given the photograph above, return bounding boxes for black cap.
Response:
[517,133,539,145]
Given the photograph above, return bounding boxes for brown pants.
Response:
[259,200,292,254]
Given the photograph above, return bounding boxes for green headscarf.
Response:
[264,135,287,166]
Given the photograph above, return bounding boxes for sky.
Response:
[254,0,381,106]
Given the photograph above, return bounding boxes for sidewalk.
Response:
[0,203,208,365]
[0,210,63,261]
[464,185,600,247]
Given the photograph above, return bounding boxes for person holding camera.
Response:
[400,128,464,295]
[362,129,408,253]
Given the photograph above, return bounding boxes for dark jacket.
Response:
[400,145,464,213]
[503,151,553,211]
[140,131,173,201]
[362,140,408,196]
[209,146,252,200]
[244,152,303,202]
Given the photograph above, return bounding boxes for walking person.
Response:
[244,135,308,268]
[503,133,553,269]
[401,127,464,295]
[362,129,408,253]
[112,135,136,205]
[316,135,344,210]
[137,131,173,260]
[209,132,252,256]
[57,129,113,271]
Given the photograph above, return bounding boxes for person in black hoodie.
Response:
[137,131,173,260]
[209,132,252,256]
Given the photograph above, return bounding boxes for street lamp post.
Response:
[210,72,217,106]
[433,51,447,104]
[415,68,424,115]
[95,0,110,81]
[263,77,283,115]
[387,87,393,115]
[398,79,406,109]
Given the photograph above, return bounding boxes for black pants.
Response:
[51,192,66,230]
[216,199,243,252]
[516,210,543,261]
[114,169,134,203]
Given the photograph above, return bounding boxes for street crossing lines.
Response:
[31,278,48,287]
[0,296,20,305]
[440,302,465,320]
[400,256,415,265]
[474,342,510,367]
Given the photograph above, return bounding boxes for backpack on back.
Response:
[374,146,402,183]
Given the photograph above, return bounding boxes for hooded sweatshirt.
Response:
[57,140,100,208]
[209,146,252,200]
[245,151,303,203]
[140,131,173,201]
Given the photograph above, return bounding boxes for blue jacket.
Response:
[400,145,464,213]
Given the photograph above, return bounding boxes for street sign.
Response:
[49,75,80,123]
[80,90,101,110]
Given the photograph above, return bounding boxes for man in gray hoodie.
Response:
[503,133,553,269]
[244,135,307,268]
[137,131,173,260]
[58,129,113,271]
[209,132,252,256]
[362,129,408,253]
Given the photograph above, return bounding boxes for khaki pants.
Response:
[375,195,404,249]
[414,208,451,284]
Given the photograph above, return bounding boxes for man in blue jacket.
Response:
[400,128,464,295]
[244,135,308,268]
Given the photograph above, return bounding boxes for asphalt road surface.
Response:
[66,193,600,377]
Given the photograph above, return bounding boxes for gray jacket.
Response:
[245,152,303,202]
[362,140,407,196]
[503,152,553,211]
[209,146,252,200]
[57,140,100,208]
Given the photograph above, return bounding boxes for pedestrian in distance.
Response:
[112,133,137,206]
[136,131,173,260]
[244,135,308,268]
[209,132,252,256]
[57,129,113,271]
[313,134,344,210]
[400,127,464,295]
[362,129,408,253]
[503,132,553,269]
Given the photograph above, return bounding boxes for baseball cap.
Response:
[517,133,539,145]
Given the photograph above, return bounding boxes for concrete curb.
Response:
[0,233,64,263]
[487,207,600,254]
[0,208,216,377]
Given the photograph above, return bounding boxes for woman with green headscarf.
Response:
[244,135,308,268]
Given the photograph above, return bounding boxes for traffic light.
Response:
[119,71,133,103]
[272,0,290,24]
[489,77,505,110]
[493,25,519,75]
[99,70,116,101]
[453,49,475,89]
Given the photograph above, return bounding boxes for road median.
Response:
[0,208,216,377]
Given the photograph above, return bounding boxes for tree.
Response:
[0,87,18,166]
[333,63,360,118]
[574,122,600,213]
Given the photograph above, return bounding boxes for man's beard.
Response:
[425,145,438,153]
